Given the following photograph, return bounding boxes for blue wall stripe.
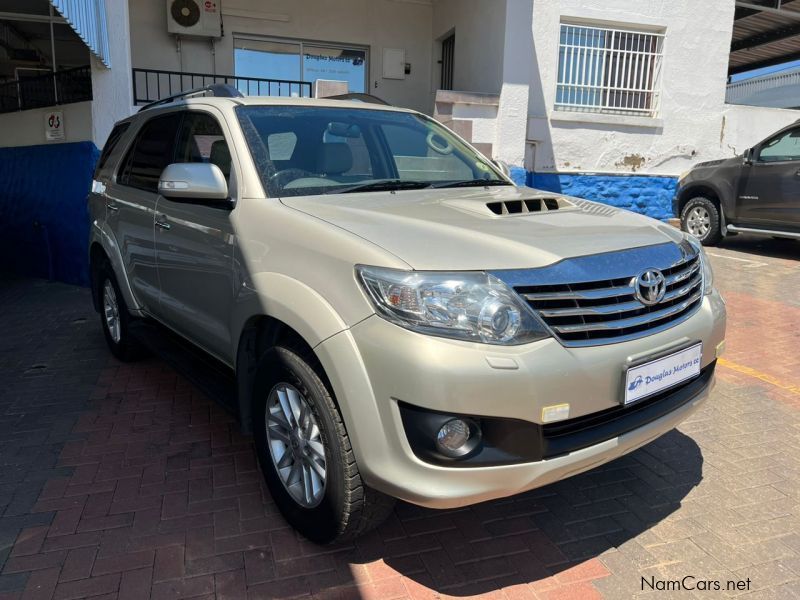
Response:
[528,172,679,221]
[0,142,99,286]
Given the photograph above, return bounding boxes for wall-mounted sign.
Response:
[45,111,64,142]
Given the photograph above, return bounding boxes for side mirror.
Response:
[493,159,511,178]
[743,147,754,165]
[159,163,229,201]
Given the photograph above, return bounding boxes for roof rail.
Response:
[138,83,244,112]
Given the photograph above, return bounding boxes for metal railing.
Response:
[556,24,665,118]
[132,68,313,105]
[0,66,92,114]
[726,69,800,107]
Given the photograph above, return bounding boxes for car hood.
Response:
[281,186,684,270]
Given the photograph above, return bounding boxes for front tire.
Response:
[252,345,395,544]
[97,262,147,362]
[681,196,722,246]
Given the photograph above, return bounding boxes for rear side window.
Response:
[174,112,232,181]
[95,122,130,176]
[118,113,182,192]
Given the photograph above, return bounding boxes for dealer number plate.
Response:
[624,343,703,405]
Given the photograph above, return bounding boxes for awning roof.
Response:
[49,0,110,68]
[730,1,800,75]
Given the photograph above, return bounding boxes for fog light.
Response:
[436,419,473,457]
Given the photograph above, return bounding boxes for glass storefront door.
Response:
[234,37,368,96]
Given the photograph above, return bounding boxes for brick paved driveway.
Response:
[1,235,799,600]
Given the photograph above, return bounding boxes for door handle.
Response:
[107,203,120,212]
[155,219,171,231]
[795,169,800,177]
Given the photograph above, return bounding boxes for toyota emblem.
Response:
[634,269,666,306]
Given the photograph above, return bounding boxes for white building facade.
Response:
[0,0,797,283]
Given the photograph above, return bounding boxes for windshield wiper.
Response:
[429,179,512,189]
[327,180,433,194]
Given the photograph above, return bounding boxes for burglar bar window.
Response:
[556,23,665,117]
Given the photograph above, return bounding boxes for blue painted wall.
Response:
[0,142,99,286]
[528,172,678,221]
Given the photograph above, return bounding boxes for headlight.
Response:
[356,266,550,345]
[685,235,713,295]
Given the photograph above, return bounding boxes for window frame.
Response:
[115,111,183,193]
[173,109,234,183]
[756,126,800,164]
[95,122,131,177]
[555,20,665,118]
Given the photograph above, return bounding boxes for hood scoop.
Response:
[486,197,568,216]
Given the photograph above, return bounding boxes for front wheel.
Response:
[252,345,395,543]
[681,197,722,246]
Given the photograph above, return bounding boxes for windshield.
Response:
[235,105,509,198]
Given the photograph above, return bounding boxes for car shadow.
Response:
[348,429,703,597]
[718,234,799,261]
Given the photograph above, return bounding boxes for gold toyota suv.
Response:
[88,86,726,543]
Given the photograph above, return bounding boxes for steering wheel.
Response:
[269,168,315,189]
[426,131,454,155]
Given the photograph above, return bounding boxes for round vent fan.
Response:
[171,0,201,28]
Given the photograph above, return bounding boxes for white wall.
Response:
[91,0,136,148]
[431,0,506,96]
[721,104,800,155]
[502,0,740,175]
[0,102,93,148]
[129,0,434,113]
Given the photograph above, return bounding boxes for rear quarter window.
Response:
[94,122,130,177]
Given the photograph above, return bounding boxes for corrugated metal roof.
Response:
[730,0,800,75]
[50,0,111,68]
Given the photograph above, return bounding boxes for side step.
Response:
[129,320,239,419]
[726,225,800,240]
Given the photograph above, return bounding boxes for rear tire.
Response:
[252,345,395,544]
[97,262,147,362]
[681,196,722,246]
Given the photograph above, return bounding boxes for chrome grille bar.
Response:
[538,272,701,318]
[497,244,705,347]
[522,284,634,302]
[665,260,700,286]
[552,291,703,334]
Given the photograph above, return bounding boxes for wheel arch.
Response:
[89,221,143,315]
[89,242,108,312]
[235,314,337,435]
[677,184,722,217]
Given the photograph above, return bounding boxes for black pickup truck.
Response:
[674,120,800,245]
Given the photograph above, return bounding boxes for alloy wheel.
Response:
[686,206,711,238]
[102,280,121,344]
[265,383,327,508]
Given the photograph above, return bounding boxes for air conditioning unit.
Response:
[167,0,222,38]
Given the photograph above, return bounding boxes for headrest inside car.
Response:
[209,140,231,180]
[316,143,353,175]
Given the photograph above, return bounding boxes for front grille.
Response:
[515,252,703,346]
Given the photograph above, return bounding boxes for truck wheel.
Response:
[98,262,147,362]
[681,197,722,246]
[252,345,395,544]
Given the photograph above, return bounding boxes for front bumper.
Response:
[315,289,726,509]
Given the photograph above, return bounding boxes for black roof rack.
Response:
[138,83,244,112]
